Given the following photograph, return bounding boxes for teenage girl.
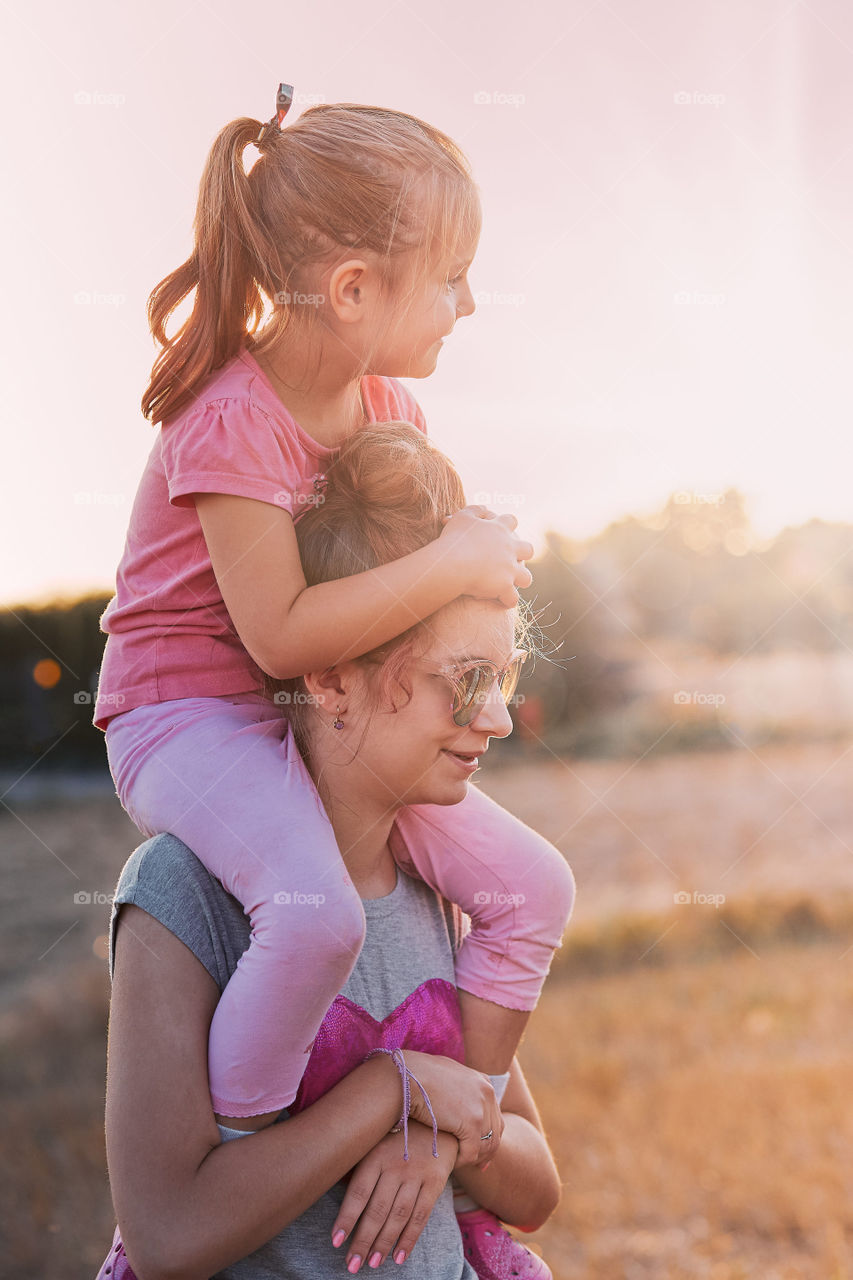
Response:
[96,87,574,1140]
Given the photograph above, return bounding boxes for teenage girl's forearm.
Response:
[153,1055,402,1280]
[453,1111,562,1232]
[261,539,464,680]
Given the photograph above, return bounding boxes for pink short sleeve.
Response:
[160,398,305,513]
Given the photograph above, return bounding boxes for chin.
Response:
[410,779,470,807]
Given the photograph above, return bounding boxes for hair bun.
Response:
[295,421,466,583]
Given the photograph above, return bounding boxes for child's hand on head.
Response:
[439,505,533,608]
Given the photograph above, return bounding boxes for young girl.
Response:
[96,86,573,1151]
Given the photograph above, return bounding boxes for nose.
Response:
[456,277,476,319]
[469,680,514,739]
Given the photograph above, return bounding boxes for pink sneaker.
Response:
[456,1207,553,1279]
[94,1225,138,1280]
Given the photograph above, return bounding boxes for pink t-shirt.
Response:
[94,349,427,732]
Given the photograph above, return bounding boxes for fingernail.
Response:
[332,1228,346,1248]
[369,1253,383,1269]
[347,1257,362,1274]
[394,1250,407,1265]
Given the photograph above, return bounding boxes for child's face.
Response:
[368,238,478,379]
[344,598,516,809]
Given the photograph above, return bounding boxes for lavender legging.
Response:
[105,690,575,1117]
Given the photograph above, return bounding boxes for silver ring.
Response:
[480,1129,493,1142]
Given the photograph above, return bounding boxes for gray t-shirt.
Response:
[108,832,476,1280]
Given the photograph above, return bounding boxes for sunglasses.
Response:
[439,649,528,727]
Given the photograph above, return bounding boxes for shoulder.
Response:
[109,833,249,990]
[362,376,428,434]
[160,350,287,445]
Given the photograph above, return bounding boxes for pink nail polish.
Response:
[394,1250,407,1265]
[347,1257,362,1275]
[369,1253,382,1268]
[332,1228,346,1247]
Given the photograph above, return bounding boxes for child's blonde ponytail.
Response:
[143,119,270,425]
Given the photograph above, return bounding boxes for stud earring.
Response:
[333,706,344,731]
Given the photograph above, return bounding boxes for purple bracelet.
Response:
[363,1047,439,1161]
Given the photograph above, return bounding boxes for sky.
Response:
[2,0,852,607]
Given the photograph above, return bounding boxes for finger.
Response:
[475,1129,500,1171]
[476,1093,505,1170]
[456,1123,489,1167]
[331,1167,381,1251]
[514,566,533,590]
[496,513,519,531]
[356,1183,420,1269]
[497,586,520,609]
[345,1174,405,1271]
[514,538,534,562]
[390,1182,443,1266]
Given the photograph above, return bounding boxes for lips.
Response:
[442,749,482,774]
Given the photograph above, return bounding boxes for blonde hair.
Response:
[264,422,533,763]
[142,103,481,425]
[264,421,465,758]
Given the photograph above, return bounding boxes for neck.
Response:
[310,754,400,898]
[251,333,367,448]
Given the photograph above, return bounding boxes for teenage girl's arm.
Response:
[450,1055,562,1231]
[107,904,504,1280]
[330,1054,562,1269]
[193,494,532,680]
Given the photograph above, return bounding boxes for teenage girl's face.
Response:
[346,599,516,809]
[369,241,478,379]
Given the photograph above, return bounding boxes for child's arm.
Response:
[194,493,532,680]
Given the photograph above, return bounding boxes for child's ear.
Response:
[327,259,370,324]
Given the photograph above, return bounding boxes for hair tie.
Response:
[256,82,294,151]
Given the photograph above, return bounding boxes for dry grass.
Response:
[524,939,853,1279]
[4,742,853,1277]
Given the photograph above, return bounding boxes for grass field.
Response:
[3,738,853,1278]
